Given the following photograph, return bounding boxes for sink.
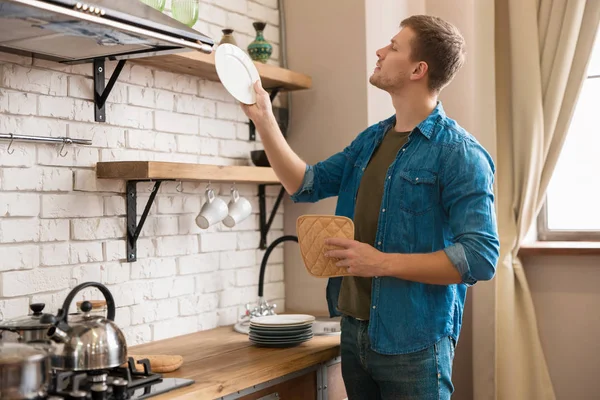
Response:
[239,235,341,337]
[233,316,341,336]
[312,316,342,335]
[233,320,250,334]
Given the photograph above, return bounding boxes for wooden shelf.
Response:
[96,161,280,184]
[131,51,312,91]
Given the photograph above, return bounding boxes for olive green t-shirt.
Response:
[337,127,411,320]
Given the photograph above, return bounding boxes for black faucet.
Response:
[258,235,298,297]
[241,235,298,321]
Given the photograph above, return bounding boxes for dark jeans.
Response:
[340,315,455,400]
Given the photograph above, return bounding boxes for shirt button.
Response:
[416,177,419,181]
[377,241,381,245]
[382,208,386,212]
[372,306,376,309]
[402,148,406,152]
[362,167,365,171]
[387,176,391,180]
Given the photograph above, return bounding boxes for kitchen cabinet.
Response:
[231,357,345,400]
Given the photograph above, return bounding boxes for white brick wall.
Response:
[0,0,286,345]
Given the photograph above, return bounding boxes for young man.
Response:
[241,15,499,400]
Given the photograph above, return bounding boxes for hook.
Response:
[6,133,15,155]
[176,181,183,193]
[58,138,71,158]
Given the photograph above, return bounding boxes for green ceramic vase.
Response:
[247,22,272,63]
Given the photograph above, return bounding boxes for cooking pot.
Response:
[41,282,127,371]
[0,303,53,344]
[0,342,51,399]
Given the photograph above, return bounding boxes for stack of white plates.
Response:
[249,314,315,347]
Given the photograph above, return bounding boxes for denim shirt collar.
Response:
[378,101,446,140]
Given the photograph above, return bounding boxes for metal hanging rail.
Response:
[0,133,93,157]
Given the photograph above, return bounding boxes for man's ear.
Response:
[411,61,428,81]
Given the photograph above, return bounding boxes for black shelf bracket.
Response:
[249,87,282,141]
[126,180,164,262]
[259,184,286,249]
[125,180,286,259]
[94,59,127,123]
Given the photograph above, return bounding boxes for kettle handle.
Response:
[57,282,116,323]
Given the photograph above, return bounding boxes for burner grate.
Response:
[47,356,194,399]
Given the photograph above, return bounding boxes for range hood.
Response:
[0,0,214,64]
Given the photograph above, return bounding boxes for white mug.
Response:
[196,188,228,229]
[222,187,252,228]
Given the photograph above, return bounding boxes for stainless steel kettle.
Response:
[41,282,127,371]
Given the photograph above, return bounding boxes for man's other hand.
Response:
[324,238,388,277]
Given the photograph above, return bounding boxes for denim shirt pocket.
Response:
[397,169,439,215]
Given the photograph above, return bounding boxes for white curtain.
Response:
[495,0,600,399]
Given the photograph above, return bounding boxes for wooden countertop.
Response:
[129,325,341,400]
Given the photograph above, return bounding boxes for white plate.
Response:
[250,322,313,329]
[250,314,316,327]
[215,43,260,105]
[250,332,314,341]
[250,326,312,335]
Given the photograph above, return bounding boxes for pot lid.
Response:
[0,303,52,331]
[0,342,47,365]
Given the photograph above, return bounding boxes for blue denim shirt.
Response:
[290,102,499,355]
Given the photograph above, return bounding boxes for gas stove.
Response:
[44,357,193,400]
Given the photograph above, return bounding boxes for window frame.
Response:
[534,27,600,244]
[537,200,600,242]
[536,39,600,242]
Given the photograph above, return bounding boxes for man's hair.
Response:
[400,15,466,93]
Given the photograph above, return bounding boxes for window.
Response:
[538,28,600,241]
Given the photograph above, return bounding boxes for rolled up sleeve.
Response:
[441,139,500,286]
[290,164,315,202]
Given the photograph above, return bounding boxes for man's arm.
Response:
[325,139,500,285]
[241,81,306,195]
[324,240,462,284]
[242,80,365,203]
[438,140,500,285]
[381,251,462,284]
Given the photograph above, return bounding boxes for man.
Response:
[241,15,499,400]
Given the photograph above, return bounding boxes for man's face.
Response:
[369,27,422,92]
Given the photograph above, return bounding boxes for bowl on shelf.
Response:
[250,150,270,167]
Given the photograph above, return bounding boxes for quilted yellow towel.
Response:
[296,215,355,278]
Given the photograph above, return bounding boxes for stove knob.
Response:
[67,390,87,400]
[112,378,129,399]
[91,382,108,400]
